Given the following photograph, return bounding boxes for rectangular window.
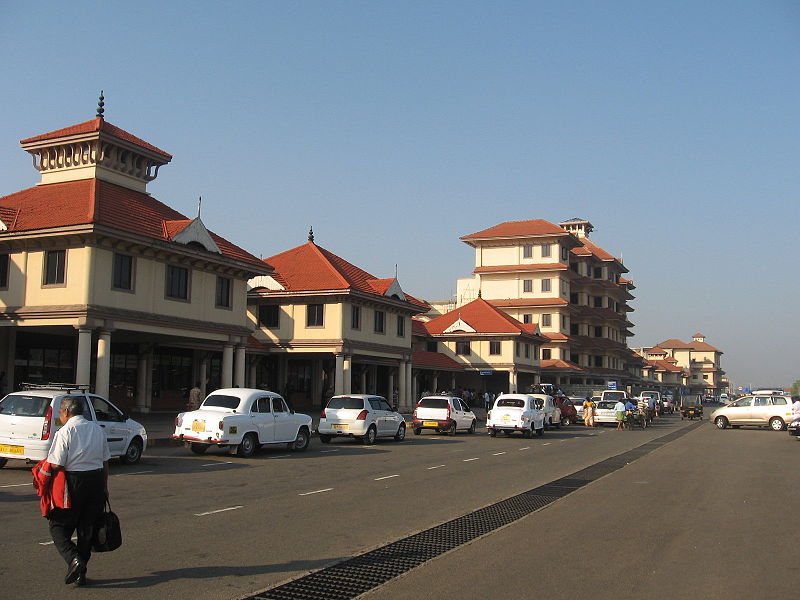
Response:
[561,314,567,328]
[0,254,8,288]
[44,249,66,285]
[456,341,471,356]
[307,304,324,327]
[215,276,232,308]
[523,313,532,324]
[570,353,579,364]
[541,244,551,258]
[593,267,603,278]
[489,341,501,355]
[594,296,603,307]
[165,264,188,300]
[523,244,533,258]
[561,247,569,261]
[351,305,361,329]
[258,305,279,328]
[542,349,551,360]
[112,253,133,290]
[524,344,530,358]
[426,341,438,352]
[523,279,533,293]
[570,293,578,304]
[541,314,551,327]
[374,310,385,334]
[541,278,551,292]
[594,326,603,337]
[594,355,603,367]
[570,324,580,335]
[396,315,405,337]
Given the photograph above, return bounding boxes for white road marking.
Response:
[114,470,154,476]
[518,447,530,451]
[320,449,339,453]
[194,505,244,516]
[559,439,568,442]
[1,483,31,488]
[201,461,233,467]
[268,455,292,459]
[374,474,399,481]
[463,458,479,462]
[492,451,506,456]
[542,442,551,446]
[427,465,446,470]
[299,488,333,496]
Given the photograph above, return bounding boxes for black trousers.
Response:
[48,469,105,567]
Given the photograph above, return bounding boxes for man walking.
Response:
[46,397,110,586]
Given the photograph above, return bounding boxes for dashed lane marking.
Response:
[492,452,506,456]
[194,505,244,516]
[374,474,399,481]
[427,465,446,470]
[463,458,479,462]
[201,461,234,467]
[299,488,334,496]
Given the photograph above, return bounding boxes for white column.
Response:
[94,330,111,398]
[432,372,439,394]
[398,361,406,409]
[343,355,352,394]
[335,355,345,395]
[509,369,518,394]
[136,348,148,412]
[221,344,234,388]
[76,328,93,387]
[234,344,246,388]
[199,357,208,396]
[388,369,395,404]
[360,367,367,395]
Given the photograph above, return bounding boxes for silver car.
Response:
[711,394,797,431]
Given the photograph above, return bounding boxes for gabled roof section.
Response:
[541,359,585,371]
[20,118,172,159]
[461,219,572,245]
[0,179,265,269]
[425,298,542,337]
[262,242,428,309]
[166,217,222,254]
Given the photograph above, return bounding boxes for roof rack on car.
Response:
[20,382,92,393]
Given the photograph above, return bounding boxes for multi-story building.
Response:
[647,334,726,396]
[0,105,270,411]
[247,234,428,410]
[452,218,637,394]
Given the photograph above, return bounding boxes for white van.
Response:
[0,384,148,467]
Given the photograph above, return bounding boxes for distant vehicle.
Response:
[718,393,730,403]
[174,388,311,456]
[569,396,587,420]
[600,390,628,403]
[640,391,663,414]
[593,400,619,425]
[554,395,577,424]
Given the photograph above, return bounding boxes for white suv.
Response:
[318,395,406,444]
[411,396,477,435]
[0,385,148,467]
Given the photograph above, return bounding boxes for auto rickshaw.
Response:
[680,396,703,420]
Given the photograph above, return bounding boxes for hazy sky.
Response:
[1,1,798,389]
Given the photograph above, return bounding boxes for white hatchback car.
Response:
[0,385,148,467]
[173,388,312,456]
[593,400,619,425]
[411,396,477,435]
[318,395,406,444]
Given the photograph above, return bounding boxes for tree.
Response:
[791,380,800,395]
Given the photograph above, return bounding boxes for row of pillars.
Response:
[334,355,414,411]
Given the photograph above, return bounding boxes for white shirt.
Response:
[792,400,800,419]
[614,401,626,412]
[47,415,111,471]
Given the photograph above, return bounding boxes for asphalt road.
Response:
[1,413,794,600]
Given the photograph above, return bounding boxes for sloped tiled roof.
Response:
[648,347,667,355]
[0,179,265,268]
[20,118,172,158]
[261,242,429,309]
[461,219,569,241]
[659,338,721,353]
[424,298,541,337]
[659,338,694,349]
[648,359,683,373]
[412,351,465,370]
[541,359,584,371]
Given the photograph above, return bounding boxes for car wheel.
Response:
[394,423,406,442]
[0,458,7,468]
[362,425,377,445]
[467,420,476,434]
[319,434,332,444]
[561,417,570,427]
[535,427,544,436]
[237,432,258,458]
[121,437,143,464]
[769,417,785,432]
[190,442,209,455]
[488,428,497,437]
[523,427,533,439]
[413,427,422,435]
[449,421,458,436]
[289,427,310,451]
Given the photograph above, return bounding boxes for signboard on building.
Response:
[608,381,617,390]
[479,370,494,376]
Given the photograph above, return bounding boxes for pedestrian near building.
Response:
[187,382,203,410]
[614,399,626,431]
[583,395,595,427]
[45,397,111,586]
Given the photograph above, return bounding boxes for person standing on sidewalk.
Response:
[46,397,110,586]
[187,382,203,410]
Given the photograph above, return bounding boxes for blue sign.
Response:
[608,381,617,390]
[479,370,494,376]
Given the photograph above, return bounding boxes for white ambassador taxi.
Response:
[486,393,546,438]
[173,388,312,457]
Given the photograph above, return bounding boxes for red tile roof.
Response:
[424,298,542,337]
[474,263,567,273]
[20,118,172,159]
[648,347,667,355]
[659,338,721,353]
[0,179,265,268]
[412,351,465,370]
[541,359,584,371]
[261,242,429,309]
[647,359,683,373]
[461,219,570,242]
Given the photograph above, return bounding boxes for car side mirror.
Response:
[121,412,129,421]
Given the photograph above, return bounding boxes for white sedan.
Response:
[593,400,620,425]
[173,388,312,457]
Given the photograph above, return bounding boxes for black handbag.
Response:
[93,499,122,552]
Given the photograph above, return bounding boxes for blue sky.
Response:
[1,1,798,388]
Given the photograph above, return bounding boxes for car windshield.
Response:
[597,401,616,409]
[327,397,365,410]
[419,398,450,409]
[496,398,525,408]
[603,392,626,401]
[202,395,241,410]
[0,394,52,417]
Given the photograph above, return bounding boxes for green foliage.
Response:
[791,380,800,395]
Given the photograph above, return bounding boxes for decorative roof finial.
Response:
[96,90,105,119]
[197,196,202,218]
[308,226,314,243]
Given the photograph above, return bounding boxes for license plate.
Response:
[332,423,349,430]
[423,421,439,427]
[191,420,205,432]
[0,444,24,455]
[502,415,511,422]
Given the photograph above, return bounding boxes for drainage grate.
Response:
[246,421,702,600]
